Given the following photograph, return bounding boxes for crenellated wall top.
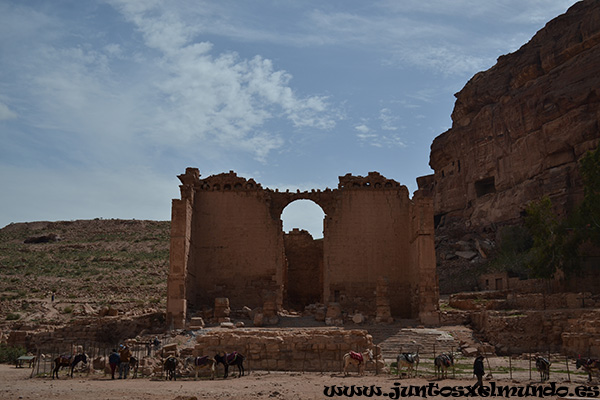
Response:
[337,171,407,192]
[176,168,420,217]
[178,168,262,192]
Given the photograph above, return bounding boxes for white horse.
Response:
[343,349,373,376]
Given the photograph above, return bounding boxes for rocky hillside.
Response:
[0,219,170,332]
[425,0,600,229]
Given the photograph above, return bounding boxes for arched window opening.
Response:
[281,200,324,239]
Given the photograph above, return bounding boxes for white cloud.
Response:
[301,1,578,76]
[1,2,338,168]
[356,130,406,149]
[0,102,17,120]
[109,1,336,159]
[379,108,398,131]
[355,124,371,134]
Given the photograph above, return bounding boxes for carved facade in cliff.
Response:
[167,168,438,329]
[423,0,600,228]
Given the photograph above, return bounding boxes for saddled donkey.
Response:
[576,358,600,382]
[185,355,216,380]
[576,357,600,382]
[164,356,178,381]
[535,356,551,382]
[343,349,374,376]
[215,352,245,379]
[434,353,454,380]
[396,352,419,378]
[52,353,88,379]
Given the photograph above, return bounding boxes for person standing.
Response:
[118,344,132,379]
[473,355,485,390]
[108,349,120,379]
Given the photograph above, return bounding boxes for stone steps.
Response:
[368,325,462,361]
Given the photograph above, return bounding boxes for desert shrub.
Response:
[6,313,20,321]
[0,344,26,364]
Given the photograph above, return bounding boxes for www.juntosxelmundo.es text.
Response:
[323,382,600,398]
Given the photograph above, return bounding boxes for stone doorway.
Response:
[281,200,325,310]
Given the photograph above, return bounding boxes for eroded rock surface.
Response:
[425,0,600,228]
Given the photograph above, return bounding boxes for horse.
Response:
[214,352,245,379]
[396,352,419,378]
[129,356,139,378]
[342,349,373,376]
[535,356,551,382]
[52,353,88,379]
[164,356,178,380]
[185,355,216,380]
[434,353,454,380]
[576,357,600,382]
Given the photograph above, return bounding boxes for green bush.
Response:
[6,313,20,321]
[0,344,26,364]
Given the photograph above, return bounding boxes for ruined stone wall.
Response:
[324,187,412,317]
[167,169,439,328]
[283,230,323,309]
[562,310,600,357]
[469,309,600,356]
[449,291,597,311]
[193,328,375,372]
[187,188,284,311]
[8,313,165,351]
[424,0,600,228]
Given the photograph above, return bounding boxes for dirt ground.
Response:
[1,361,597,400]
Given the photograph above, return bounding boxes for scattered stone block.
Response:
[189,317,205,329]
[352,313,365,324]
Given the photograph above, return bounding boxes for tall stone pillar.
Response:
[410,193,440,326]
[376,277,393,323]
[166,168,198,329]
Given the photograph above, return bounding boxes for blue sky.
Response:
[0,0,578,236]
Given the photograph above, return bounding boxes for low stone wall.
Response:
[7,312,165,351]
[561,310,600,357]
[449,291,596,311]
[470,309,600,357]
[193,328,376,372]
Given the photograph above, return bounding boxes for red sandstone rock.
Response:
[424,0,600,228]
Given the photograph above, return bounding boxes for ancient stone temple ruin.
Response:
[167,168,439,329]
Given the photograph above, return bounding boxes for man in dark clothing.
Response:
[108,349,120,379]
[473,355,485,389]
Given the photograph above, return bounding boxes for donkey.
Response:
[342,349,373,376]
[185,355,216,380]
[576,357,600,382]
[164,356,178,380]
[52,353,88,379]
[396,352,420,378]
[215,352,245,378]
[434,353,454,380]
[535,356,551,382]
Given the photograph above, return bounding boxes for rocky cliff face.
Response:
[425,0,600,229]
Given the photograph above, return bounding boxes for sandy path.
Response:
[1,362,597,400]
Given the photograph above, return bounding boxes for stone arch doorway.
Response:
[280,200,325,310]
